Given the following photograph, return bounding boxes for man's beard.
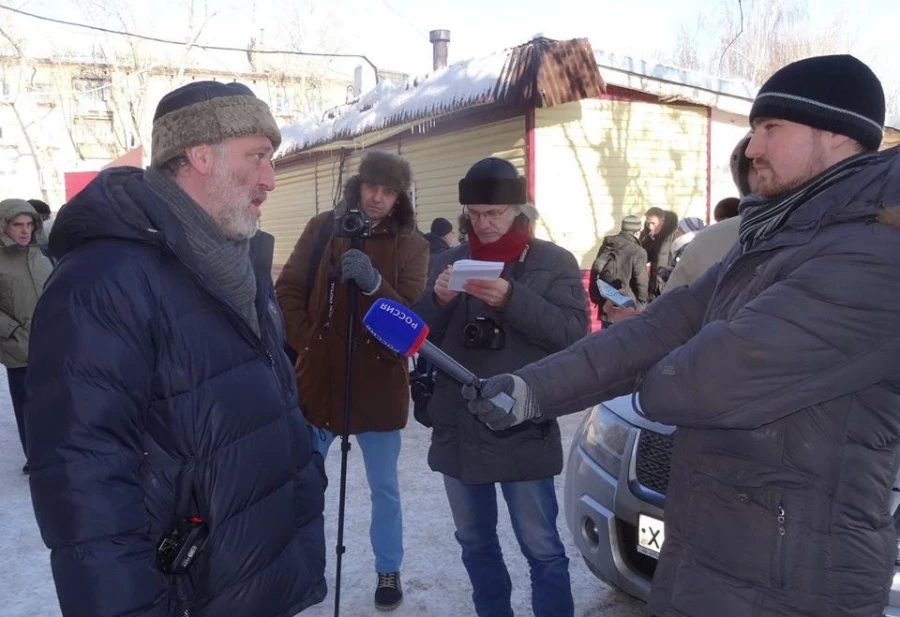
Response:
[752,139,829,199]
[208,160,263,241]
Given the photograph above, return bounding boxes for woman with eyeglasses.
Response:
[413,157,588,617]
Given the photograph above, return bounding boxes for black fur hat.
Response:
[358,151,412,194]
[458,157,526,205]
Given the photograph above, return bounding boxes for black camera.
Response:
[334,208,374,239]
[156,516,210,575]
[463,316,505,350]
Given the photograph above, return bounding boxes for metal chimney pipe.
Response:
[429,29,451,71]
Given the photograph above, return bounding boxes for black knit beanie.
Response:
[749,55,885,151]
[459,157,526,205]
[621,215,642,233]
[430,217,453,236]
[151,81,281,167]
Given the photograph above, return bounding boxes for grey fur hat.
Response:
[151,81,281,168]
[358,151,412,194]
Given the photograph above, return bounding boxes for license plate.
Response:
[637,514,665,559]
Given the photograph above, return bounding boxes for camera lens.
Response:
[341,214,362,235]
[463,322,481,343]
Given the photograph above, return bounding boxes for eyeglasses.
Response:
[462,206,512,222]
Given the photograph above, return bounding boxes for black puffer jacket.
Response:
[640,210,678,299]
[26,168,327,617]
[413,238,588,484]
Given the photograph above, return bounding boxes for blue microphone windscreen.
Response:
[362,298,430,357]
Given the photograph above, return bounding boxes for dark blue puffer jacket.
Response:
[25,168,327,617]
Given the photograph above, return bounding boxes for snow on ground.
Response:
[0,371,644,617]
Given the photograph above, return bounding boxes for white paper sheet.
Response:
[447,259,505,291]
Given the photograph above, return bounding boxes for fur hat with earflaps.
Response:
[151,81,281,168]
[358,151,412,194]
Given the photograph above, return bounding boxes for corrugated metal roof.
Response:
[277,37,606,159]
[593,49,757,101]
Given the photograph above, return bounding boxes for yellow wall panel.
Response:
[535,99,708,267]
[400,117,525,231]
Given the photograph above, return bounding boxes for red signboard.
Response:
[64,171,98,201]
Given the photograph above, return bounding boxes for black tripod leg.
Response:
[333,240,361,617]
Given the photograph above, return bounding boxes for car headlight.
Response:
[581,404,633,475]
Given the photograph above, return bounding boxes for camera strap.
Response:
[325,236,365,329]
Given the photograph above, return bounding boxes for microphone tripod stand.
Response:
[333,235,361,617]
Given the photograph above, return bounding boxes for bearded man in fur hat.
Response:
[276,151,429,612]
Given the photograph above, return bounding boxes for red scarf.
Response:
[468,225,530,263]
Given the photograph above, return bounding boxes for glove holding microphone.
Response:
[461,374,542,430]
[363,298,533,424]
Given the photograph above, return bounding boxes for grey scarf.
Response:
[144,168,259,336]
[739,151,878,250]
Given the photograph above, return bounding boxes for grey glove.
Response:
[341,249,382,294]
[462,374,541,431]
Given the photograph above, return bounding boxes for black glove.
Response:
[462,374,542,431]
[341,249,382,294]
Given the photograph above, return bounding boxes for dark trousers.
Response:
[7,367,28,458]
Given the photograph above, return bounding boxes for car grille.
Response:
[635,430,674,495]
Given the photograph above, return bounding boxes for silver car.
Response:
[564,395,900,616]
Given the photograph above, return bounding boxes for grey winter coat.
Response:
[516,148,900,617]
[414,238,588,484]
[0,199,52,368]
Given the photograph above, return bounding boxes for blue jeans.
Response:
[443,475,573,617]
[312,428,403,573]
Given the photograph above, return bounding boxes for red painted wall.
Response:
[64,171,98,201]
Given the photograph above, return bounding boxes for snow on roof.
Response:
[593,49,757,101]
[278,48,511,156]
[277,38,757,158]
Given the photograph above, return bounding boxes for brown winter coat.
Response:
[275,176,429,434]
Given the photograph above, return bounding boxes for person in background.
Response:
[413,157,588,617]
[662,217,706,283]
[424,216,457,266]
[663,134,753,293]
[589,214,648,320]
[276,150,429,612]
[28,199,53,258]
[0,199,52,475]
[713,196,741,221]
[639,206,678,300]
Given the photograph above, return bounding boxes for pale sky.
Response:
[8,0,900,114]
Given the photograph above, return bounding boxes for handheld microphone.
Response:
[362,298,515,413]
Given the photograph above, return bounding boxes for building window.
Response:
[73,118,115,144]
[273,91,293,116]
[73,77,111,117]
[27,83,54,105]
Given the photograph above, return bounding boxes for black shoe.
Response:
[22,464,30,475]
[374,571,403,611]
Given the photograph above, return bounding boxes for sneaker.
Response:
[374,571,403,611]
[22,464,30,475]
